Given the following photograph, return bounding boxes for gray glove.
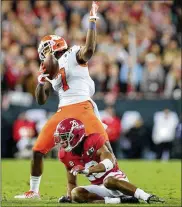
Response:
[58,195,72,203]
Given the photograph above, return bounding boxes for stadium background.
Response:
[1,0,181,160]
[1,1,181,206]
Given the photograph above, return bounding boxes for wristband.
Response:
[90,16,99,21]
[38,79,45,85]
[39,82,45,86]
[100,159,114,172]
[89,21,96,30]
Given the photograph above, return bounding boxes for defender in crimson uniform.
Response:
[56,118,164,204]
[15,2,113,199]
[59,133,121,186]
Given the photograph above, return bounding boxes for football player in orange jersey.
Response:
[15,1,114,199]
[56,118,164,204]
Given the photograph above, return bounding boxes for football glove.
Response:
[37,63,51,85]
[58,196,71,203]
[70,165,89,176]
[90,1,99,20]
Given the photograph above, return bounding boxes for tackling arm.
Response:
[88,145,115,174]
[76,1,99,63]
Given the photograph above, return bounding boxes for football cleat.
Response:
[146,195,164,204]
[120,195,139,203]
[14,191,40,199]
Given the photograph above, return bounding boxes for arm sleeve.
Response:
[95,135,106,150]
[85,134,106,158]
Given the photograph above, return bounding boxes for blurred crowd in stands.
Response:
[100,107,181,160]
[1,1,181,159]
[2,0,181,102]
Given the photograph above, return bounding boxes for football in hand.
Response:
[43,54,59,80]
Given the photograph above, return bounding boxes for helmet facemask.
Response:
[38,41,53,61]
[54,120,85,152]
[38,35,68,61]
[54,132,74,152]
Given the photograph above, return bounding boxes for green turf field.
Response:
[1,159,181,207]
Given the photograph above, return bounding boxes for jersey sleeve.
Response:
[70,45,81,66]
[58,148,70,169]
[94,135,106,151]
[85,134,106,157]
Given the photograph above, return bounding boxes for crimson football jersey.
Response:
[58,133,120,185]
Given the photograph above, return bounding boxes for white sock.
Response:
[134,188,150,201]
[104,197,120,204]
[30,176,42,193]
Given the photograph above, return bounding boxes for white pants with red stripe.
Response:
[80,171,129,198]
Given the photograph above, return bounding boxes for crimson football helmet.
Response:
[54,118,86,152]
[38,35,68,61]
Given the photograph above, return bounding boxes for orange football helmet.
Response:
[38,35,68,61]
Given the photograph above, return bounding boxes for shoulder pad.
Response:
[70,45,81,53]
[86,133,102,145]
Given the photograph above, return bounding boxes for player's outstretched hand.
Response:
[58,196,71,203]
[90,1,99,20]
[71,165,89,176]
[37,63,52,85]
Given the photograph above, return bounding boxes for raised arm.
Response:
[76,1,99,63]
